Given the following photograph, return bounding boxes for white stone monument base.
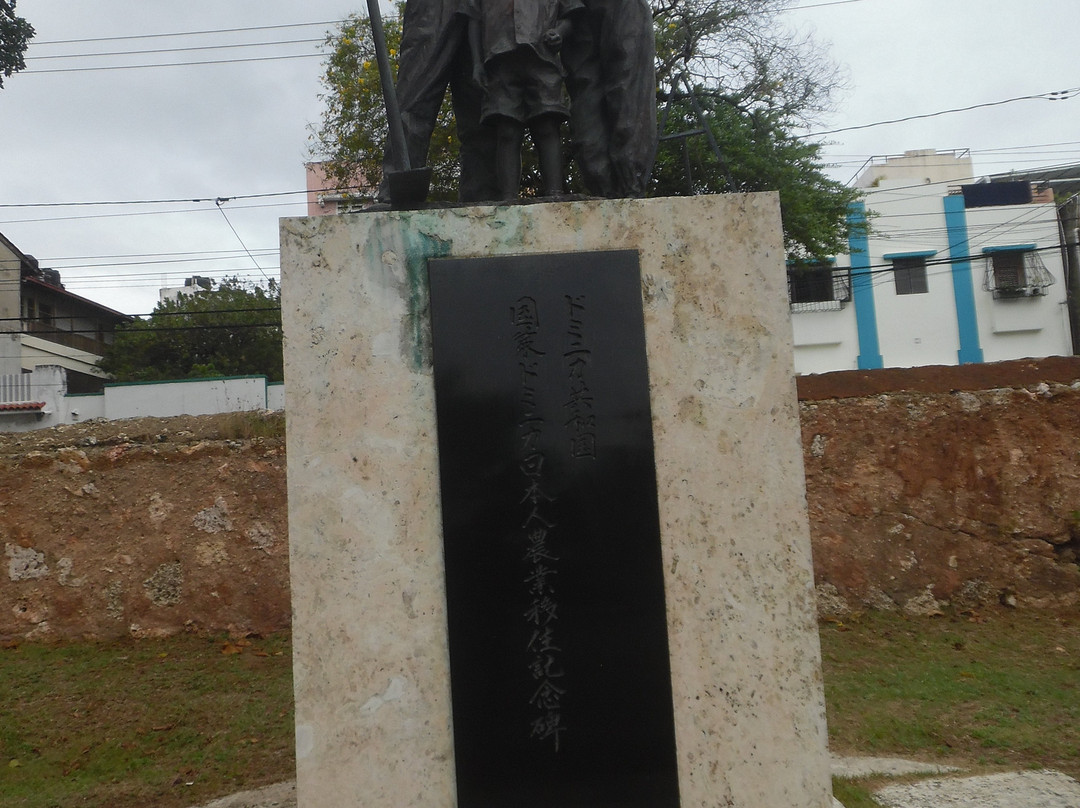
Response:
[280,195,831,808]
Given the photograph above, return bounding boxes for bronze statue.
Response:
[376,0,656,203]
[562,0,657,198]
[376,0,498,204]
[466,0,584,199]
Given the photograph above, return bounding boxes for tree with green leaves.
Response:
[98,278,283,383]
[309,0,859,262]
[649,0,860,261]
[651,0,841,122]
[0,0,33,89]
[651,89,860,260]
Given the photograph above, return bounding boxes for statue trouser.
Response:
[562,0,656,197]
[378,6,497,203]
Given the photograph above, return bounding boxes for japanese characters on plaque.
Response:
[429,250,680,808]
[563,295,596,461]
[512,296,566,750]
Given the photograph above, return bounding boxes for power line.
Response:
[215,198,271,283]
[48,248,275,263]
[838,156,1080,196]
[793,242,1063,284]
[0,189,308,208]
[791,0,873,9]
[805,88,1080,139]
[25,37,324,62]
[50,251,278,271]
[17,17,358,74]
[29,20,346,47]
[0,197,303,227]
[0,306,281,325]
[21,51,322,75]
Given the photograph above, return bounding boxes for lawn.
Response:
[820,609,1080,780]
[0,633,294,808]
[2,609,1078,807]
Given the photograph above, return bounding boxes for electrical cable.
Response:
[803,88,1080,139]
[214,199,271,283]
[24,37,325,62]
[29,20,348,47]
[21,51,322,75]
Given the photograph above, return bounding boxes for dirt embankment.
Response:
[0,414,289,642]
[2,358,1079,641]
[800,357,1080,615]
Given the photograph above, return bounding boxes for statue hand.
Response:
[472,62,488,89]
[543,29,563,51]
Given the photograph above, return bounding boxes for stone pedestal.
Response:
[280,195,831,808]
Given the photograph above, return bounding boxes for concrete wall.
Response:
[0,240,22,377]
[1,372,283,433]
[790,305,859,374]
[267,382,285,411]
[102,376,269,420]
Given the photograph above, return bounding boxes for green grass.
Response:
[3,610,1079,807]
[820,610,1080,779]
[830,777,882,808]
[0,633,294,808]
[214,411,286,440]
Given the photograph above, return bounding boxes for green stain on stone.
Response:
[400,224,452,372]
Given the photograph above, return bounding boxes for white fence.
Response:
[0,373,36,405]
[0,367,285,432]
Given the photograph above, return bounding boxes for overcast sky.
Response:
[0,0,1076,315]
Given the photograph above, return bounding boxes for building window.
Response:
[38,302,54,325]
[788,263,850,311]
[892,257,929,295]
[982,245,1054,299]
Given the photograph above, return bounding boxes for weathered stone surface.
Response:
[281,196,831,808]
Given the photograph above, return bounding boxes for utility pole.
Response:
[1060,195,1080,355]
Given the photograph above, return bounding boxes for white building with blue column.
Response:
[790,149,1072,375]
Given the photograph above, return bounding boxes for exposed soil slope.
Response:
[0,414,289,641]
[3,358,1079,641]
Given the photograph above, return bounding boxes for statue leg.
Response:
[450,44,499,203]
[494,118,525,200]
[377,6,466,201]
[530,114,565,196]
[595,0,656,196]
[563,19,616,197]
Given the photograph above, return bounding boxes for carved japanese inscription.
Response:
[429,250,679,808]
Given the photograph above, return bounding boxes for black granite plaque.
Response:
[428,251,680,808]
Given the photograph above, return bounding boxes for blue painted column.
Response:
[847,202,883,369]
[942,195,984,364]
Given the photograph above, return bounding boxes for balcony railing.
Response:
[22,320,108,357]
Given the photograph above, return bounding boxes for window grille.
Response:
[983,248,1054,299]
[788,265,851,311]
